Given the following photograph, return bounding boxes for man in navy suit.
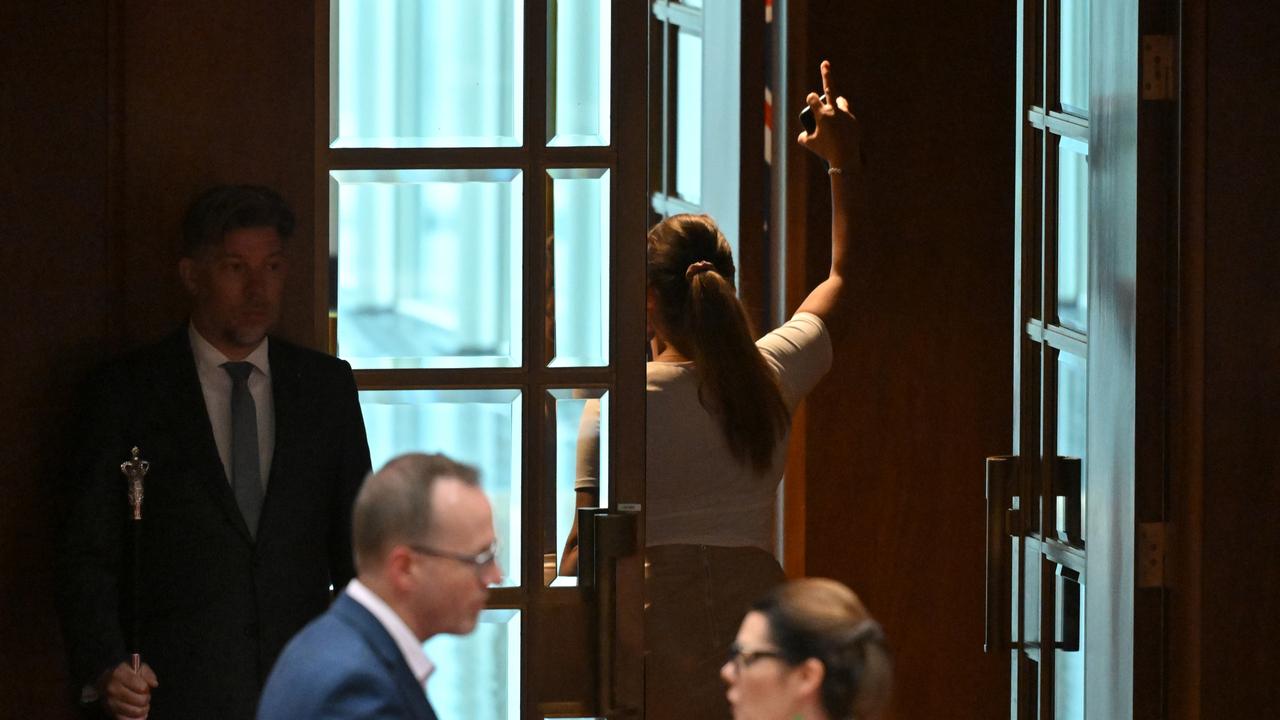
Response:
[57,185,372,719]
[258,452,502,720]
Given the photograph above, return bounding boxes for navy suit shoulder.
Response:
[258,594,437,720]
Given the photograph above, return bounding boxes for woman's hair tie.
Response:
[685,260,716,280]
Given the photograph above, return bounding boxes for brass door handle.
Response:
[574,508,640,717]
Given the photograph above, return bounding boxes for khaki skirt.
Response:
[645,544,786,720]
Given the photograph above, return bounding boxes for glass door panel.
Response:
[544,389,609,586]
[1055,137,1088,333]
[331,169,523,369]
[1057,0,1089,116]
[546,169,611,368]
[1055,350,1086,540]
[360,388,524,588]
[332,0,524,147]
[321,1,647,717]
[1052,571,1084,720]
[425,609,522,720]
[673,27,703,205]
[547,0,610,146]
[1008,0,1091,717]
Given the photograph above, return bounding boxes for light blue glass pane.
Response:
[547,0,610,146]
[1009,649,1019,720]
[1057,137,1088,332]
[1057,351,1087,538]
[1054,575,1085,720]
[547,169,609,367]
[1010,538,1020,643]
[1009,538,1020,719]
[675,29,702,204]
[360,389,522,587]
[1060,0,1089,115]
[332,169,523,369]
[333,0,523,147]
[424,609,520,720]
[1023,543,1041,650]
[547,390,608,586]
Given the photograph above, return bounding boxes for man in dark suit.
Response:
[57,185,372,720]
[257,452,502,720]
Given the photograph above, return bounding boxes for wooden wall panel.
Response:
[115,0,318,349]
[1196,2,1280,716]
[0,2,111,716]
[0,1,318,714]
[786,3,1015,718]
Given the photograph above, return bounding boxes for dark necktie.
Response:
[222,361,263,538]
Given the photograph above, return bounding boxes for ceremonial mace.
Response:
[120,447,150,673]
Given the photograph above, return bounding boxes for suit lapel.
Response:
[259,340,304,539]
[159,329,255,544]
[332,594,437,720]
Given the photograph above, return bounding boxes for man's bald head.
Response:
[352,453,479,574]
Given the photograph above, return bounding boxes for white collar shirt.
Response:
[188,324,275,486]
[345,579,436,688]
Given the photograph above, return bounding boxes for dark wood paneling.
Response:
[0,2,319,714]
[0,2,112,716]
[1169,2,1207,717]
[115,0,318,348]
[788,3,1015,718]
[1197,2,1280,716]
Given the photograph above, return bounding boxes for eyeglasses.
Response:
[406,540,499,572]
[725,643,784,672]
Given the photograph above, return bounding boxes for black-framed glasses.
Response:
[725,643,784,672]
[406,540,499,572]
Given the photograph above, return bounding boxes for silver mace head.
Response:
[120,446,151,520]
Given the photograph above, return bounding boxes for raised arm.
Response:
[794,60,866,337]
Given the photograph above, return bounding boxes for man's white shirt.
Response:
[345,579,436,688]
[188,324,275,486]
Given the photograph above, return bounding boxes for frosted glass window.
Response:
[360,389,523,587]
[331,169,522,369]
[1056,351,1087,540]
[674,29,703,204]
[546,169,610,367]
[425,609,520,720]
[1059,0,1089,115]
[548,0,610,146]
[333,0,523,147]
[545,390,609,586]
[1056,137,1088,332]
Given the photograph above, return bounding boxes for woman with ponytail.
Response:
[641,59,867,718]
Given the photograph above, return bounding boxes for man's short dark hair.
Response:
[352,453,481,573]
[181,184,295,257]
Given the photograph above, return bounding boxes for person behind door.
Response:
[554,58,862,715]
[257,452,503,720]
[721,578,892,720]
[57,184,372,719]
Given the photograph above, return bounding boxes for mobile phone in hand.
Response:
[798,94,827,134]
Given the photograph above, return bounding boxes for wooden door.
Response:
[996,0,1172,717]
[316,2,648,717]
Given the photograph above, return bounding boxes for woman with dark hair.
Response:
[639,59,866,718]
[722,578,892,720]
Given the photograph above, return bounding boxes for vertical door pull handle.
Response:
[985,455,1019,653]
